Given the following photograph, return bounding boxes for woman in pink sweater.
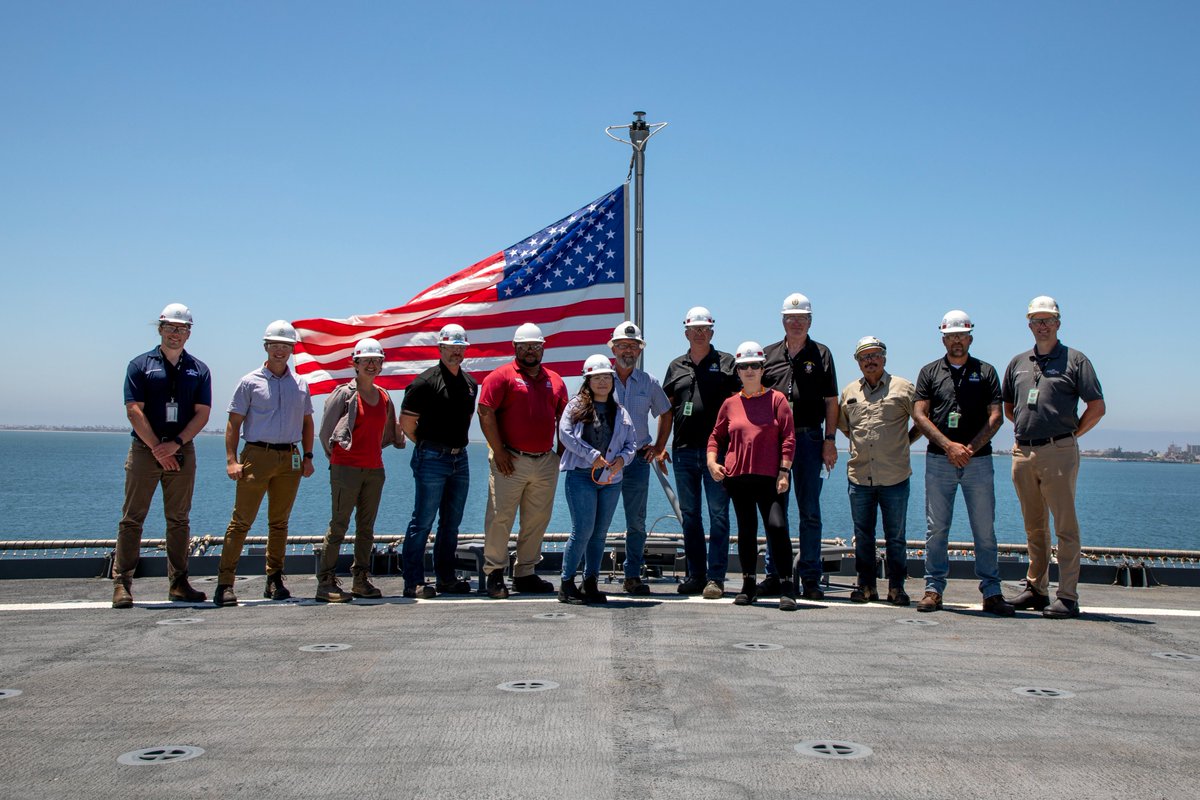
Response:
[707,341,798,610]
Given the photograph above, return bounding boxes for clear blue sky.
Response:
[2,1,1197,449]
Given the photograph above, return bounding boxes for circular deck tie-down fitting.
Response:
[497,679,559,692]
[794,740,873,760]
[117,745,205,766]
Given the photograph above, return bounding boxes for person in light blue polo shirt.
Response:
[214,320,315,606]
[608,321,671,595]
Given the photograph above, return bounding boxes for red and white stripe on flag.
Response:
[292,185,629,396]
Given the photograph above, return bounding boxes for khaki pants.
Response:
[317,464,386,579]
[113,440,197,583]
[483,452,559,577]
[218,444,302,583]
[1011,437,1081,601]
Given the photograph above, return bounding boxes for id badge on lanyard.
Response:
[165,401,179,423]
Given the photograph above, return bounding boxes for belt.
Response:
[1015,433,1074,448]
[246,441,295,451]
[505,447,552,459]
[419,441,467,455]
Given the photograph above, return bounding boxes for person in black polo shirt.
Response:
[112,303,212,608]
[660,306,740,597]
[399,324,478,598]
[760,292,839,600]
[911,310,1013,616]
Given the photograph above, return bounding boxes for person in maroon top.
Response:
[707,341,798,610]
[477,323,569,598]
[314,338,404,602]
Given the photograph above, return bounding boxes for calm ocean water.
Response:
[1,431,1198,552]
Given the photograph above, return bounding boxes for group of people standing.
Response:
[114,293,1103,619]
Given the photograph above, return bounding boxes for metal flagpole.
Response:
[605,111,667,333]
[605,112,680,530]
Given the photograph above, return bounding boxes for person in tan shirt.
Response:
[837,336,921,606]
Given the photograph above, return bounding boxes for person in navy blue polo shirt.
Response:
[112,303,212,609]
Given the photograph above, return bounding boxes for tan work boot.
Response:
[168,572,208,603]
[112,581,133,609]
[917,590,942,613]
[315,576,353,603]
[351,572,382,599]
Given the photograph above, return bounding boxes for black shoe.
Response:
[677,575,706,595]
[485,571,509,599]
[263,572,291,601]
[558,578,585,605]
[849,585,878,603]
[168,572,207,603]
[1042,598,1080,619]
[982,594,1016,617]
[214,584,239,607]
[801,582,825,601]
[733,576,756,606]
[581,576,608,604]
[403,583,436,599]
[755,574,782,597]
[512,574,556,594]
[779,579,798,611]
[887,587,911,607]
[435,578,473,594]
[1008,582,1050,611]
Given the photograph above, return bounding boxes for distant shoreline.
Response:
[1,426,1196,463]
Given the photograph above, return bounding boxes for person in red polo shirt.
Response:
[477,323,569,598]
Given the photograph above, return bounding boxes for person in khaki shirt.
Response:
[837,336,921,606]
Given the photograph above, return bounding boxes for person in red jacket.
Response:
[707,341,798,610]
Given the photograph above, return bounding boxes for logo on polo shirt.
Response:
[803,361,815,374]
[969,371,980,382]
[708,364,719,372]
[185,369,199,377]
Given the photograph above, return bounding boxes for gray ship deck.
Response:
[2,575,1198,799]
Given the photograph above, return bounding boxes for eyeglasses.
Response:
[611,341,641,351]
[1028,318,1057,328]
[160,325,191,335]
[942,332,971,340]
[856,352,885,362]
[514,343,544,351]
[736,363,763,371]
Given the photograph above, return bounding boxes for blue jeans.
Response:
[402,446,470,586]
[847,478,910,590]
[924,454,1000,597]
[620,455,651,579]
[561,468,622,580]
[764,428,826,585]
[672,447,730,582]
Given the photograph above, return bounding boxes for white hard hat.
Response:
[684,306,715,327]
[608,320,645,348]
[854,336,887,358]
[1027,295,1061,318]
[512,322,545,344]
[158,303,193,326]
[263,320,299,344]
[938,310,974,334]
[581,354,616,378]
[781,293,812,315]
[352,338,385,360]
[438,324,470,346]
[734,340,766,364]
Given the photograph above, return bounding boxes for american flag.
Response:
[293,185,628,396]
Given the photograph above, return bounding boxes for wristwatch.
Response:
[303,451,314,460]
[173,436,184,446]
[824,434,836,442]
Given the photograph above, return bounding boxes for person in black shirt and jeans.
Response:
[660,306,739,597]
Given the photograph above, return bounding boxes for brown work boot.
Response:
[263,572,291,601]
[168,572,208,603]
[917,590,942,613]
[315,576,353,603]
[351,573,382,599]
[622,577,651,595]
[214,584,239,607]
[112,581,133,609]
